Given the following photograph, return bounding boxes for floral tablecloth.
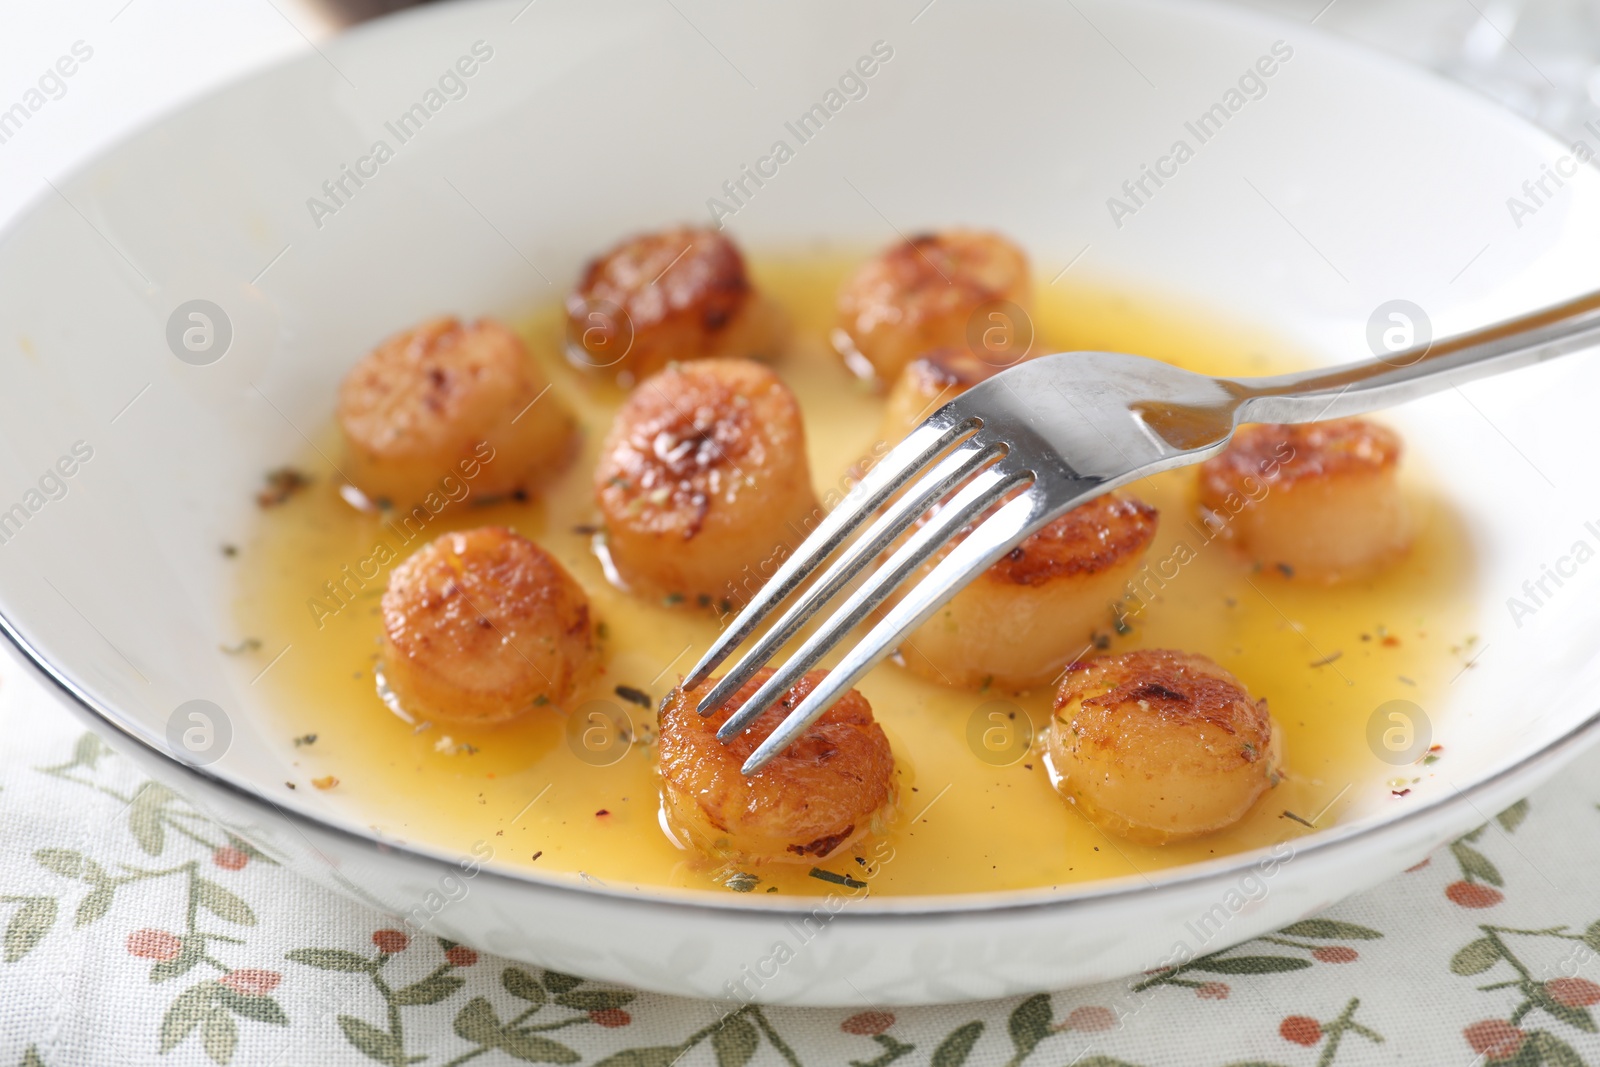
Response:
[4,642,1600,1067]
[7,0,1600,1064]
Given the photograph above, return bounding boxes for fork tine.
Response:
[680,415,974,692]
[714,461,1029,744]
[694,437,1003,716]
[741,485,1066,774]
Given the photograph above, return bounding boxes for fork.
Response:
[684,287,1600,774]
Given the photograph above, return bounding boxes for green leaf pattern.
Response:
[0,734,1592,1067]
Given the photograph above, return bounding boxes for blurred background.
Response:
[296,0,1600,143]
[3,0,1599,223]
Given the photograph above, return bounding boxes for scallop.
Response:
[836,229,1030,383]
[658,669,895,864]
[594,359,819,610]
[566,226,780,385]
[1198,418,1412,582]
[338,316,576,509]
[879,347,1001,446]
[896,493,1159,690]
[379,526,592,725]
[1045,649,1280,844]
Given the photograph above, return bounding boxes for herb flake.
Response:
[808,867,867,889]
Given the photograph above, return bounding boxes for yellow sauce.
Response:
[237,256,1477,898]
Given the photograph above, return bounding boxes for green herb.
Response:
[1276,562,1295,578]
[220,638,262,655]
[596,622,610,640]
[614,685,652,709]
[1309,651,1343,668]
[292,733,318,747]
[726,872,760,893]
[808,867,867,889]
[1113,613,1132,636]
[662,592,685,607]
[1281,810,1315,828]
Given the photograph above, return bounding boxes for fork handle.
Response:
[1231,288,1600,423]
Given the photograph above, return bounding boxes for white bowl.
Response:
[3,0,1599,1006]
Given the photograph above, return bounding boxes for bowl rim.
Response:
[4,0,1599,923]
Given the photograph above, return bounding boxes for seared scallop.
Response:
[379,527,592,725]
[594,359,819,609]
[1046,649,1280,844]
[1198,419,1412,582]
[895,493,1158,691]
[338,316,576,509]
[879,347,1001,445]
[658,669,895,864]
[835,229,1030,384]
[566,226,779,384]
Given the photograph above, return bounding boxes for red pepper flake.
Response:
[1381,635,1401,648]
[1392,788,1411,797]
[595,809,610,817]
[531,851,543,861]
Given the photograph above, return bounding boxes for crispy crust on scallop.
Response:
[840,231,1027,331]
[1200,419,1401,500]
[987,494,1159,587]
[658,669,894,859]
[903,347,1003,391]
[569,227,750,338]
[1056,649,1270,749]
[594,360,800,542]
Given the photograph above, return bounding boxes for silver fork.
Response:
[685,288,1600,774]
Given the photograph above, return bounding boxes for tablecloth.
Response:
[4,640,1600,1067]
[8,0,1600,1064]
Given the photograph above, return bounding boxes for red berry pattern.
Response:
[127,929,182,962]
[1464,1019,1525,1061]
[840,1011,895,1036]
[221,969,282,996]
[1279,1015,1323,1046]
[1445,881,1504,909]
[371,929,409,954]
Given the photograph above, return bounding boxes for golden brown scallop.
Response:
[658,669,895,864]
[1046,649,1280,844]
[566,226,780,385]
[1198,418,1412,582]
[879,347,1002,445]
[895,493,1159,691]
[379,526,592,725]
[338,316,576,509]
[594,359,819,610]
[835,229,1031,384]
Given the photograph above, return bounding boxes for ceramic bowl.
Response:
[3,0,1599,1005]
